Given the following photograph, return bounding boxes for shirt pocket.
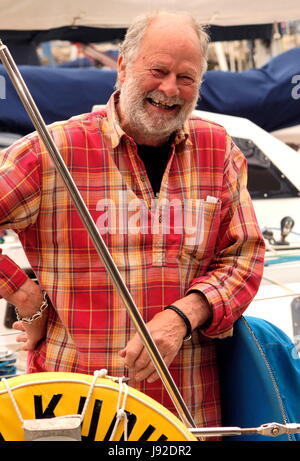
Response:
[178,198,221,266]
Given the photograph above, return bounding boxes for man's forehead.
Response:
[135,18,201,59]
[133,39,202,73]
[143,16,198,42]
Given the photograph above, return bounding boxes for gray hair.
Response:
[119,10,210,78]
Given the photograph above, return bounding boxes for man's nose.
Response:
[158,74,179,98]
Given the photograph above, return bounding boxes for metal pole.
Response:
[189,422,300,438]
[0,40,197,430]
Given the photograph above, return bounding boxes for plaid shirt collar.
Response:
[104,91,192,149]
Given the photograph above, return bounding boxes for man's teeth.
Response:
[148,98,178,109]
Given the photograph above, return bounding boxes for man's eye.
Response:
[178,76,195,85]
[150,68,165,77]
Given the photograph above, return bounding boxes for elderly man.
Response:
[0,11,265,429]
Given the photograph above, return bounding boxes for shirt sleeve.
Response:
[186,135,265,338]
[0,136,41,297]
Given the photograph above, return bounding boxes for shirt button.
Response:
[158,215,162,223]
[140,176,146,182]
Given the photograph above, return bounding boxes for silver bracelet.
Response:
[15,290,48,324]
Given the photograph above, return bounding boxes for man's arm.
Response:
[185,139,265,339]
[0,137,44,348]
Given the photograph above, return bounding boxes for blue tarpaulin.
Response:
[0,66,117,135]
[0,47,299,136]
[199,47,300,132]
[218,316,300,441]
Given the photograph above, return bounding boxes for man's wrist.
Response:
[164,305,192,341]
[15,290,49,324]
[183,290,212,329]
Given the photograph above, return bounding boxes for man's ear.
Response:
[117,55,126,84]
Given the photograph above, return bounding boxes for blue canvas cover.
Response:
[200,47,300,132]
[0,65,117,135]
[0,47,299,136]
[218,316,300,441]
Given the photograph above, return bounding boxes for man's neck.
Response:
[122,123,170,146]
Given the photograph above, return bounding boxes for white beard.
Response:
[118,74,199,141]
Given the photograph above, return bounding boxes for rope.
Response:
[109,377,129,441]
[1,377,24,424]
[80,369,107,421]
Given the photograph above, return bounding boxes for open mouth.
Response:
[146,97,180,111]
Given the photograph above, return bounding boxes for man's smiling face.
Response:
[117,16,202,145]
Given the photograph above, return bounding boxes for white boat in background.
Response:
[248,254,300,355]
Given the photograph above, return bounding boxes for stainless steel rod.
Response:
[189,426,259,437]
[189,427,244,437]
[0,41,197,430]
[189,422,300,438]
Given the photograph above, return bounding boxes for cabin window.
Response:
[233,137,299,199]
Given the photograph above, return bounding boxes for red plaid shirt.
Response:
[0,92,265,427]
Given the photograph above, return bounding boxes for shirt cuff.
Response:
[186,283,234,339]
[0,255,29,298]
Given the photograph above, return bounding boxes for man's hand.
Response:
[6,278,49,351]
[119,308,186,383]
[119,292,211,383]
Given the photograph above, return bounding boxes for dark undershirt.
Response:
[137,141,172,196]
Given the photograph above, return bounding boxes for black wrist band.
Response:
[164,305,192,341]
